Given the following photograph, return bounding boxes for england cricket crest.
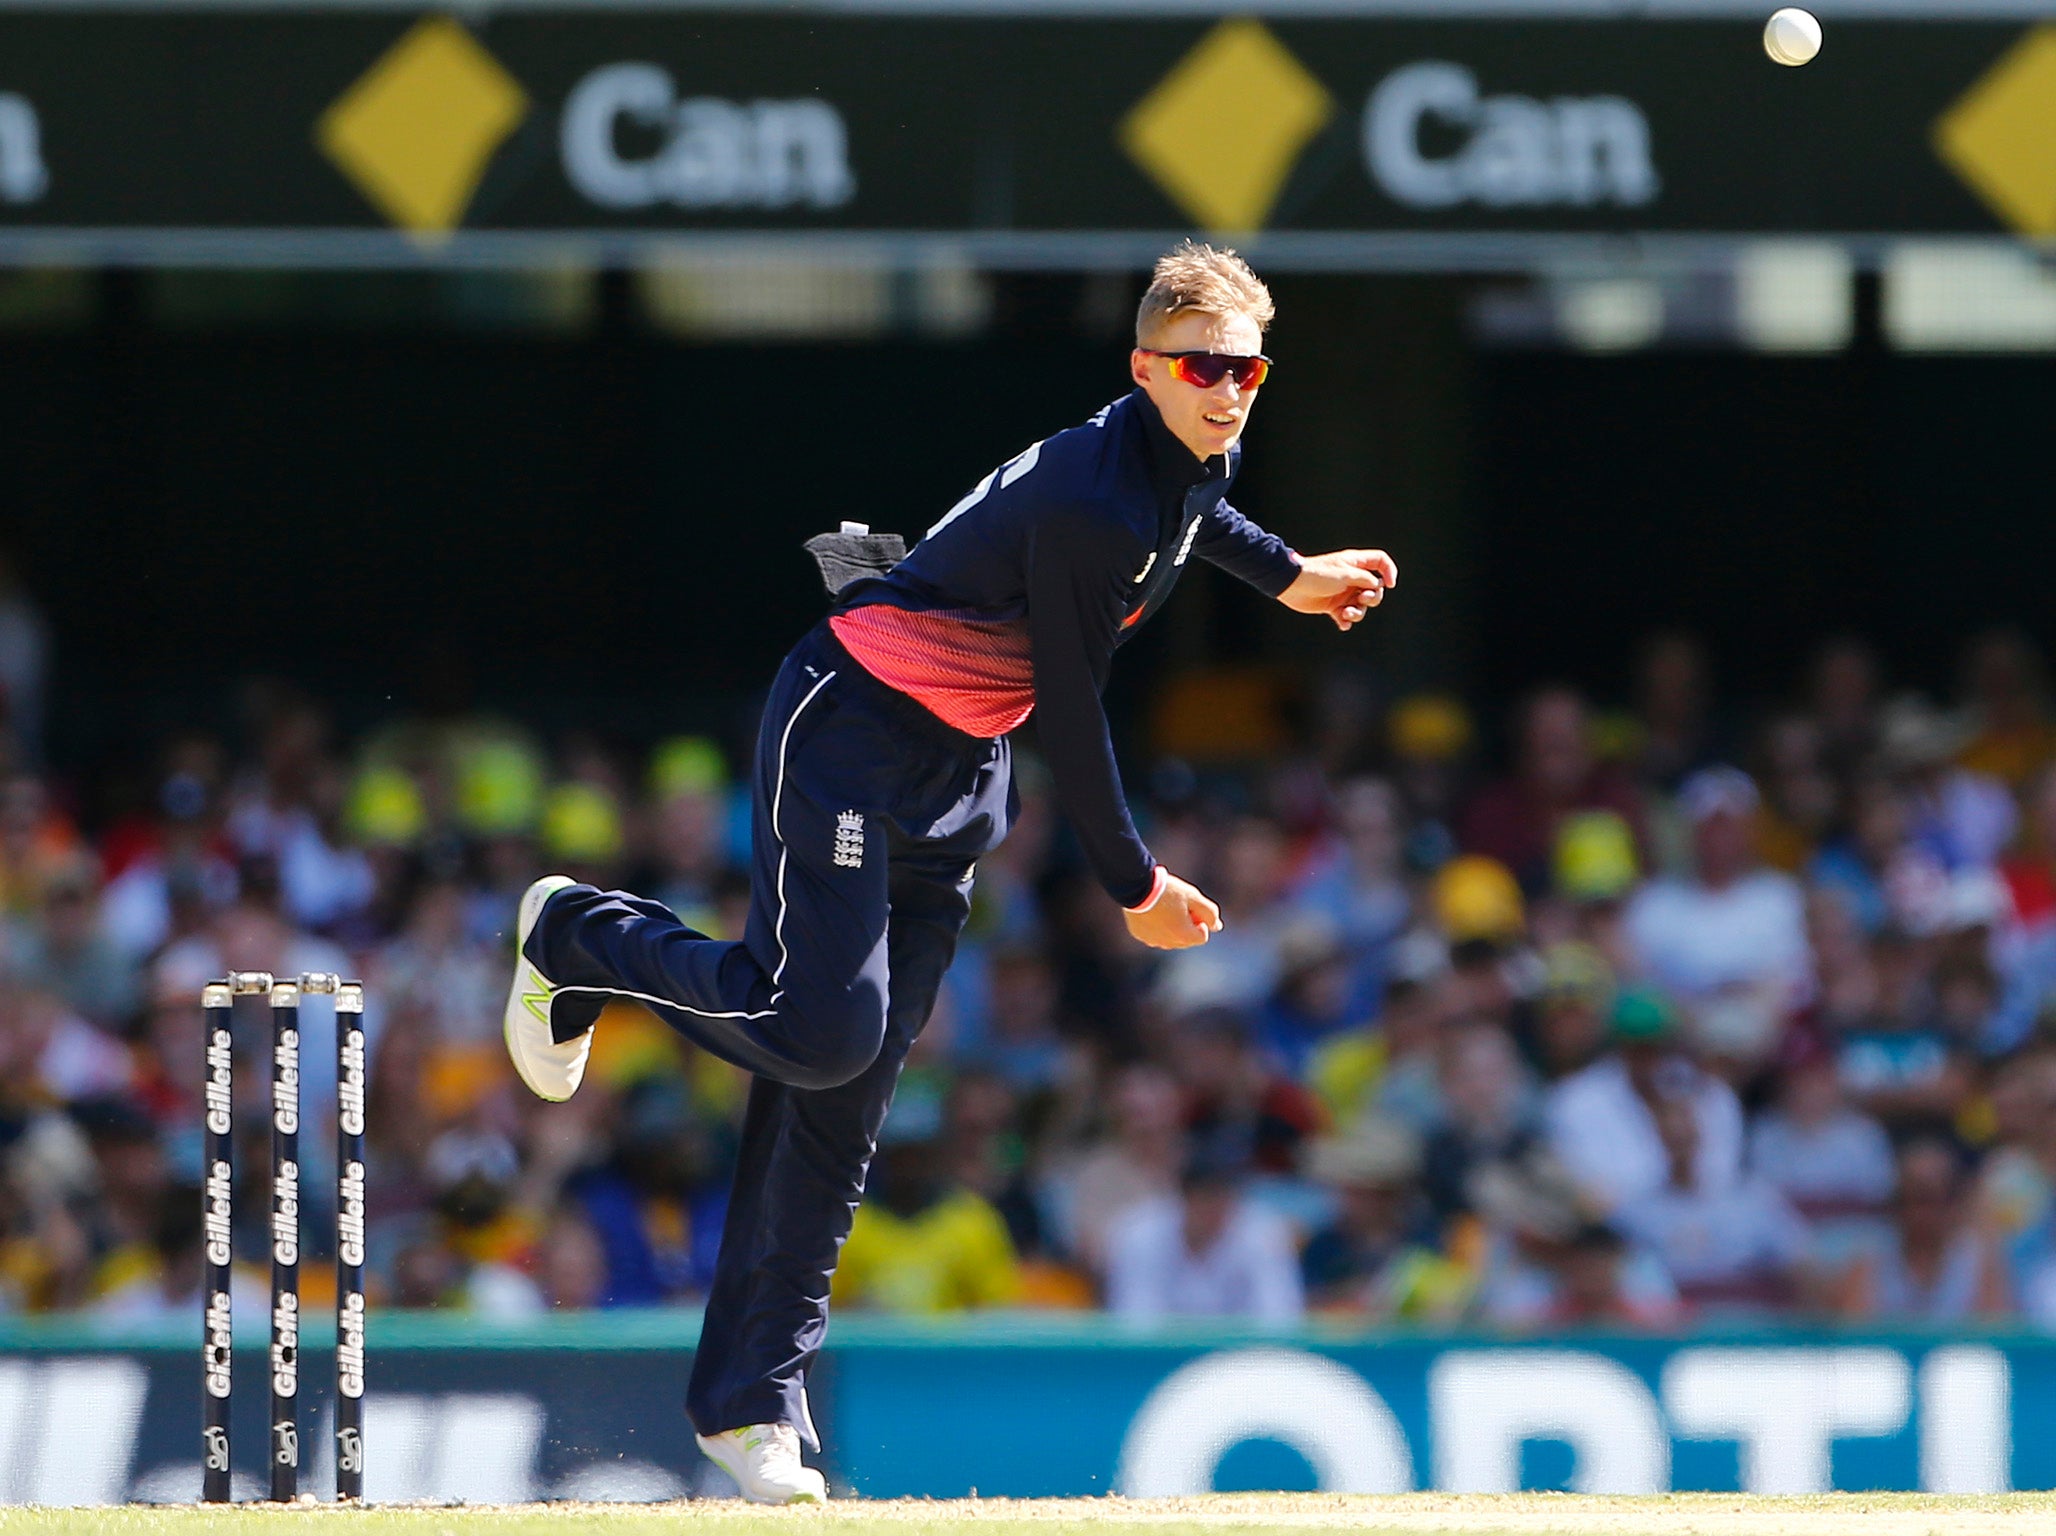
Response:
[833,810,865,869]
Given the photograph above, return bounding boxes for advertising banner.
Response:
[3,1317,2054,1502]
[0,12,2051,263]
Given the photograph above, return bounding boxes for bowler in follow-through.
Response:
[499,241,1398,1501]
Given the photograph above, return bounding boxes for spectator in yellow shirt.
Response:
[832,1119,1020,1314]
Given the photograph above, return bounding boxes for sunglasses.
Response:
[1141,350,1273,391]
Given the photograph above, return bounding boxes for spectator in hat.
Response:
[1384,694,1471,873]
[1624,767,1807,1067]
[1301,1119,1464,1318]
[1256,917,1366,1078]
[1460,686,1644,893]
[1432,855,1524,948]
[1531,943,1615,1083]
[539,779,627,891]
[1545,988,1743,1214]
[1468,1147,1679,1328]
[1879,696,2015,874]
[639,736,734,929]
[1546,810,1642,987]
[1552,811,1641,912]
[1105,1136,1303,1323]
[1429,854,1537,1045]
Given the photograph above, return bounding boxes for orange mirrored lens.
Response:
[1165,353,1270,390]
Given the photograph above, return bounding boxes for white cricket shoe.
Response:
[502,874,588,1102]
[696,1423,828,1504]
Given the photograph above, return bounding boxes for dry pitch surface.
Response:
[3,1495,2056,1536]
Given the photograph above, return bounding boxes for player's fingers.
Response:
[1340,551,1397,589]
[1189,890,1224,933]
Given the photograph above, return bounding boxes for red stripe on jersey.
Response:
[830,608,1036,738]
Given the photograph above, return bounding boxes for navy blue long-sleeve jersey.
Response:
[829,389,1300,909]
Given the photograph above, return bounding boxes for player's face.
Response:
[1130,308,1267,463]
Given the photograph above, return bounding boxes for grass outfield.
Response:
[4,1496,2056,1536]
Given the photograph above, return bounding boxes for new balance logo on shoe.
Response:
[832,810,865,869]
[522,969,551,1025]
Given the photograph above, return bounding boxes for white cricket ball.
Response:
[1764,7,1822,66]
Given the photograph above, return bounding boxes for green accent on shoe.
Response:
[522,974,552,1025]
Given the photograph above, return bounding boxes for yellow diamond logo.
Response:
[317,16,529,239]
[1936,24,2056,237]
[1120,18,1334,235]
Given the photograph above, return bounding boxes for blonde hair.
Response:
[1135,240,1275,347]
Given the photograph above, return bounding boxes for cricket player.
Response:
[502,242,1396,1501]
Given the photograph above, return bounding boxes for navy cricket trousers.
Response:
[528,623,1014,1442]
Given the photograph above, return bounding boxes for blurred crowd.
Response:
[11,600,2056,1332]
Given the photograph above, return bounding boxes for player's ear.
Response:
[1129,349,1152,388]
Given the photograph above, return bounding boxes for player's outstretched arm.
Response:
[1279,548,1399,631]
[1123,870,1223,950]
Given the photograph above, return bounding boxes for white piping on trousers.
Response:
[771,670,838,989]
[555,667,839,1024]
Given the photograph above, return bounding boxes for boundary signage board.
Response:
[0,1318,2043,1499]
[0,11,2050,267]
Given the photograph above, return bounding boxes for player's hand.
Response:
[1279,548,1399,631]
[1123,872,1223,950]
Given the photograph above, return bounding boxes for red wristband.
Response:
[1124,866,1169,914]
